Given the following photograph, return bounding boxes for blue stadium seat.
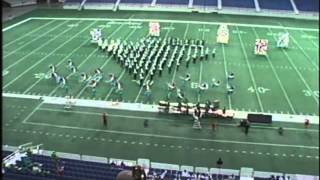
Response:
[121,0,152,3]
[258,0,293,10]
[85,0,116,3]
[157,0,189,5]
[222,0,255,8]
[294,0,319,11]
[3,151,241,180]
[193,0,217,6]
[64,0,82,3]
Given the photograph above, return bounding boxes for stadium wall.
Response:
[63,3,318,20]
[3,145,319,179]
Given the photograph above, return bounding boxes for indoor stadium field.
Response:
[2,8,319,178]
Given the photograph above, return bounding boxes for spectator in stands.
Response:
[195,172,200,179]
[229,174,236,180]
[56,164,64,176]
[216,157,223,168]
[270,174,275,180]
[51,151,58,161]
[120,161,126,169]
[304,119,310,128]
[160,170,167,179]
[110,161,116,168]
[181,170,190,178]
[132,165,146,180]
[116,170,134,180]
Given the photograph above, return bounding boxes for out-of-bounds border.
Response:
[2,18,32,32]
[3,93,319,124]
[2,17,319,124]
[5,17,318,32]
[3,145,318,179]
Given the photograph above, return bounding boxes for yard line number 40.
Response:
[248,86,270,94]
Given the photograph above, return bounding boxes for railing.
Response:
[62,0,318,19]
[3,145,319,179]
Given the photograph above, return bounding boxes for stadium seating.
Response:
[64,0,82,3]
[157,0,189,5]
[3,150,316,180]
[222,0,255,8]
[85,0,115,3]
[2,0,37,7]
[294,0,319,12]
[258,0,293,10]
[193,0,217,7]
[121,0,151,4]
[3,151,121,180]
[3,150,239,179]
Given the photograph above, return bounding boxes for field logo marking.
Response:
[162,26,175,30]
[34,73,50,79]
[232,30,247,34]
[67,23,79,27]
[198,28,210,32]
[98,24,112,28]
[129,25,142,29]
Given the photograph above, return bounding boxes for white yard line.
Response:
[3,93,319,123]
[268,28,319,105]
[22,102,43,123]
[299,30,319,49]
[2,18,32,32]
[3,21,96,90]
[197,24,205,102]
[29,17,319,32]
[26,21,127,95]
[198,61,203,102]
[171,23,189,82]
[104,69,126,101]
[236,26,264,112]
[37,107,319,132]
[103,26,148,101]
[251,27,296,114]
[4,20,57,48]
[134,23,173,103]
[76,24,134,99]
[4,21,71,71]
[278,22,319,70]
[289,36,319,70]
[4,20,69,59]
[221,44,232,110]
[23,39,92,94]
[310,40,319,49]
[53,48,100,97]
[23,120,318,150]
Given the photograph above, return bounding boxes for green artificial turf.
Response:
[2,9,319,175]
